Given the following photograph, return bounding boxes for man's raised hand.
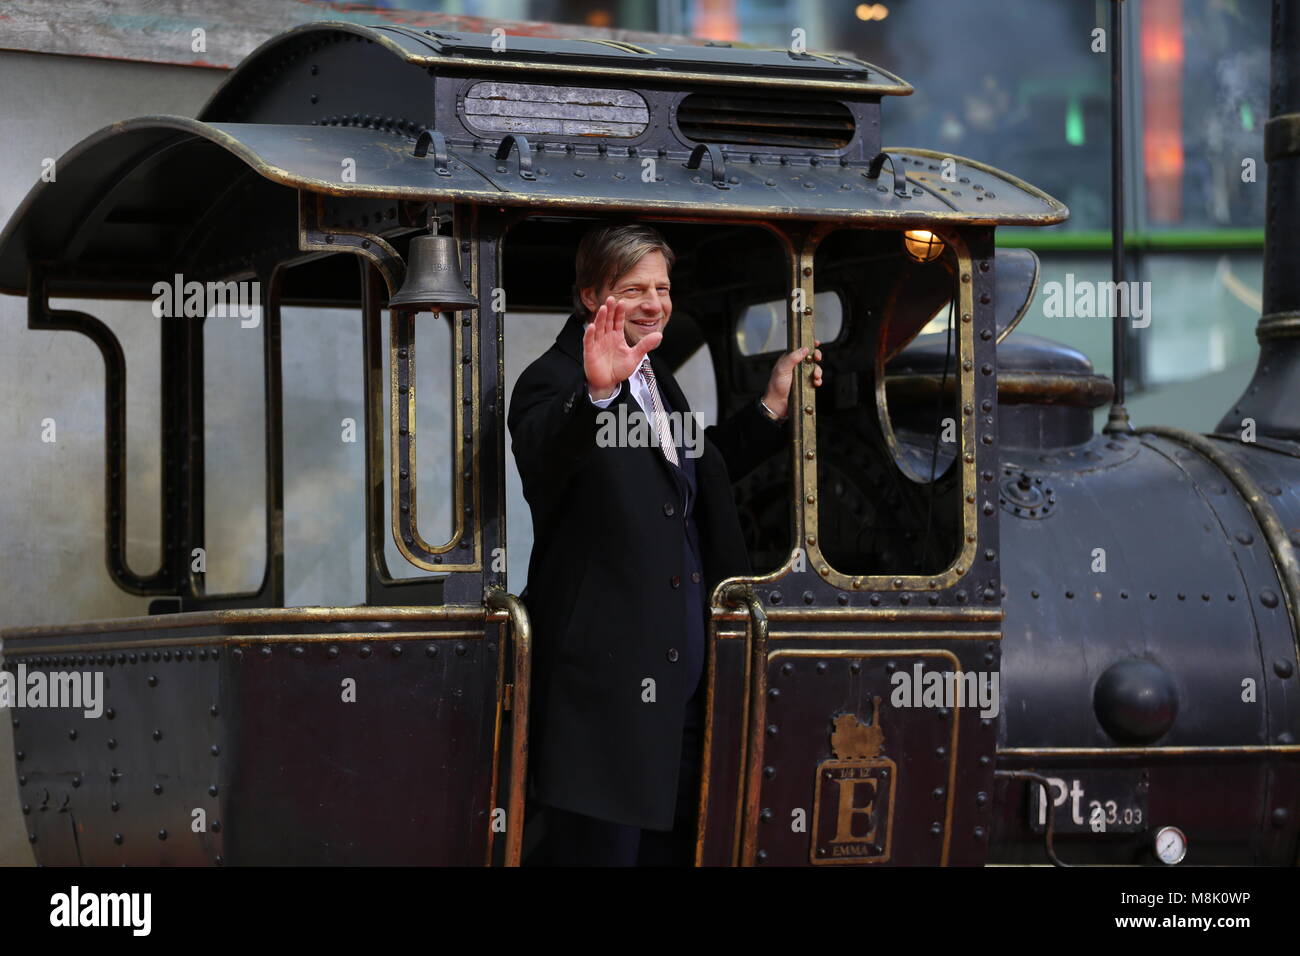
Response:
[583,296,661,400]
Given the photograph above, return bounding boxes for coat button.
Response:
[670,575,680,588]
[667,648,680,662]
[691,571,701,584]
[663,502,675,516]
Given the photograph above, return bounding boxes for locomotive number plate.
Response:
[1027,771,1148,834]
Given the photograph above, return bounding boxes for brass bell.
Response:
[389,234,479,311]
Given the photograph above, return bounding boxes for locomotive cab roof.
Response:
[0,21,1066,300]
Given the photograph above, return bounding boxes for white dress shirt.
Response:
[587,371,651,415]
[588,364,695,514]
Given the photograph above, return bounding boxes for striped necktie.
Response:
[638,359,679,467]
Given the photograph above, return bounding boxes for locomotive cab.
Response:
[0,21,1132,867]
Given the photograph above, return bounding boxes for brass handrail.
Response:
[485,586,532,867]
[721,582,769,866]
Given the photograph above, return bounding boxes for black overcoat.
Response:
[507,312,788,830]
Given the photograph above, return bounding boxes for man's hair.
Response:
[572,223,676,317]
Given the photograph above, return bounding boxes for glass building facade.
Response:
[373,0,1270,427]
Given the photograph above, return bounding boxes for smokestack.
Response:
[1216,0,1300,439]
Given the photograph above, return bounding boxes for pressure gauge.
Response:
[1154,826,1187,865]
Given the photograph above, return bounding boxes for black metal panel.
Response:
[222,634,500,864]
[4,612,513,865]
[997,434,1280,750]
[698,624,1000,866]
[10,651,224,865]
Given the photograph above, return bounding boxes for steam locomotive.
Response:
[0,12,1295,866]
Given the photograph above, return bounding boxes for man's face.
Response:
[581,250,672,349]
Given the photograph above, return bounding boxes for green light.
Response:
[1066,96,1085,146]
[1240,102,1255,131]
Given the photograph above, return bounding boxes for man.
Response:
[508,222,823,866]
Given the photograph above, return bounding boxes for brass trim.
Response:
[711,606,1002,622]
[713,225,981,598]
[885,370,1114,409]
[389,214,484,573]
[26,118,1067,232]
[1256,311,1300,342]
[2,631,490,656]
[719,583,769,867]
[2,605,500,640]
[576,38,656,56]
[298,190,488,574]
[713,629,1001,642]
[407,53,913,97]
[1000,745,1300,757]
[485,587,532,868]
[881,145,1071,218]
[389,310,467,563]
[297,192,405,293]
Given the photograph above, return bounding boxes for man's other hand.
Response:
[761,340,824,420]
[584,296,662,400]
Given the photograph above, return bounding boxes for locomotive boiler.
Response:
[0,9,1295,866]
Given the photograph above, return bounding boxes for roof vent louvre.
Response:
[676,93,854,150]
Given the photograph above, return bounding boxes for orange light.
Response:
[1141,0,1185,224]
[903,230,945,262]
[693,0,739,41]
[856,3,890,20]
